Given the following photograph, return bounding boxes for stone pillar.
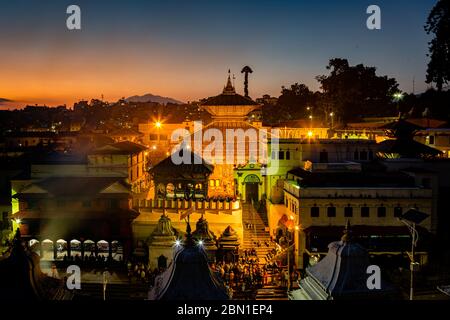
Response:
[108,241,113,259]
[53,242,57,260]
[94,241,98,257]
[81,241,85,260]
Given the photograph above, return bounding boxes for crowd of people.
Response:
[126,260,166,286]
[57,252,123,269]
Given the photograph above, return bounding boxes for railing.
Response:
[133,198,241,213]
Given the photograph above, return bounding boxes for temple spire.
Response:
[223,69,236,95]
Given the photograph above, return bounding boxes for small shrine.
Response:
[147,213,178,269]
[217,226,240,262]
[192,216,218,261]
[148,221,229,300]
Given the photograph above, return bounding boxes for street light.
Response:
[155,121,162,129]
[398,208,429,301]
[329,112,335,129]
[393,92,404,101]
[393,93,404,113]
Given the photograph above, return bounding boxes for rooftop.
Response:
[90,141,147,155]
[287,167,416,188]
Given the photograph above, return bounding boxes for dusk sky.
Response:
[0,0,438,108]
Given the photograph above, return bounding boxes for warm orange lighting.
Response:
[155,121,162,128]
[152,145,157,150]
[307,131,313,138]
[295,226,300,231]
[290,215,294,220]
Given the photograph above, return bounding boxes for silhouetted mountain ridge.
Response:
[125,93,184,105]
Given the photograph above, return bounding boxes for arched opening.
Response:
[83,240,96,258]
[56,239,68,260]
[111,240,123,261]
[158,254,168,269]
[166,183,175,198]
[244,174,260,203]
[41,239,54,260]
[29,239,40,256]
[70,239,82,259]
[97,240,109,258]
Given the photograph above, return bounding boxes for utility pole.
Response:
[410,222,415,300]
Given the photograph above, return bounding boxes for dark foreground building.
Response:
[148,223,229,300]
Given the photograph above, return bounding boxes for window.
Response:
[327,206,336,217]
[422,178,431,188]
[368,150,374,160]
[354,150,359,160]
[319,151,329,163]
[394,207,403,218]
[361,206,370,217]
[110,199,119,209]
[149,134,158,141]
[429,135,435,145]
[286,151,291,160]
[344,206,353,217]
[209,180,215,187]
[360,150,368,161]
[279,151,285,160]
[311,206,319,218]
[215,179,220,187]
[377,206,386,217]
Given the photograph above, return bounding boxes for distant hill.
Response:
[125,93,184,105]
[0,98,14,108]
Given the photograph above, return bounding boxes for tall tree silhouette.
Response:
[241,66,253,97]
[316,58,399,122]
[425,0,450,92]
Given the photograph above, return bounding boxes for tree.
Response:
[241,66,253,98]
[277,83,315,119]
[425,0,450,92]
[316,58,399,122]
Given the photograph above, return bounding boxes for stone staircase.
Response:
[240,202,275,266]
[255,285,288,300]
[240,202,288,300]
